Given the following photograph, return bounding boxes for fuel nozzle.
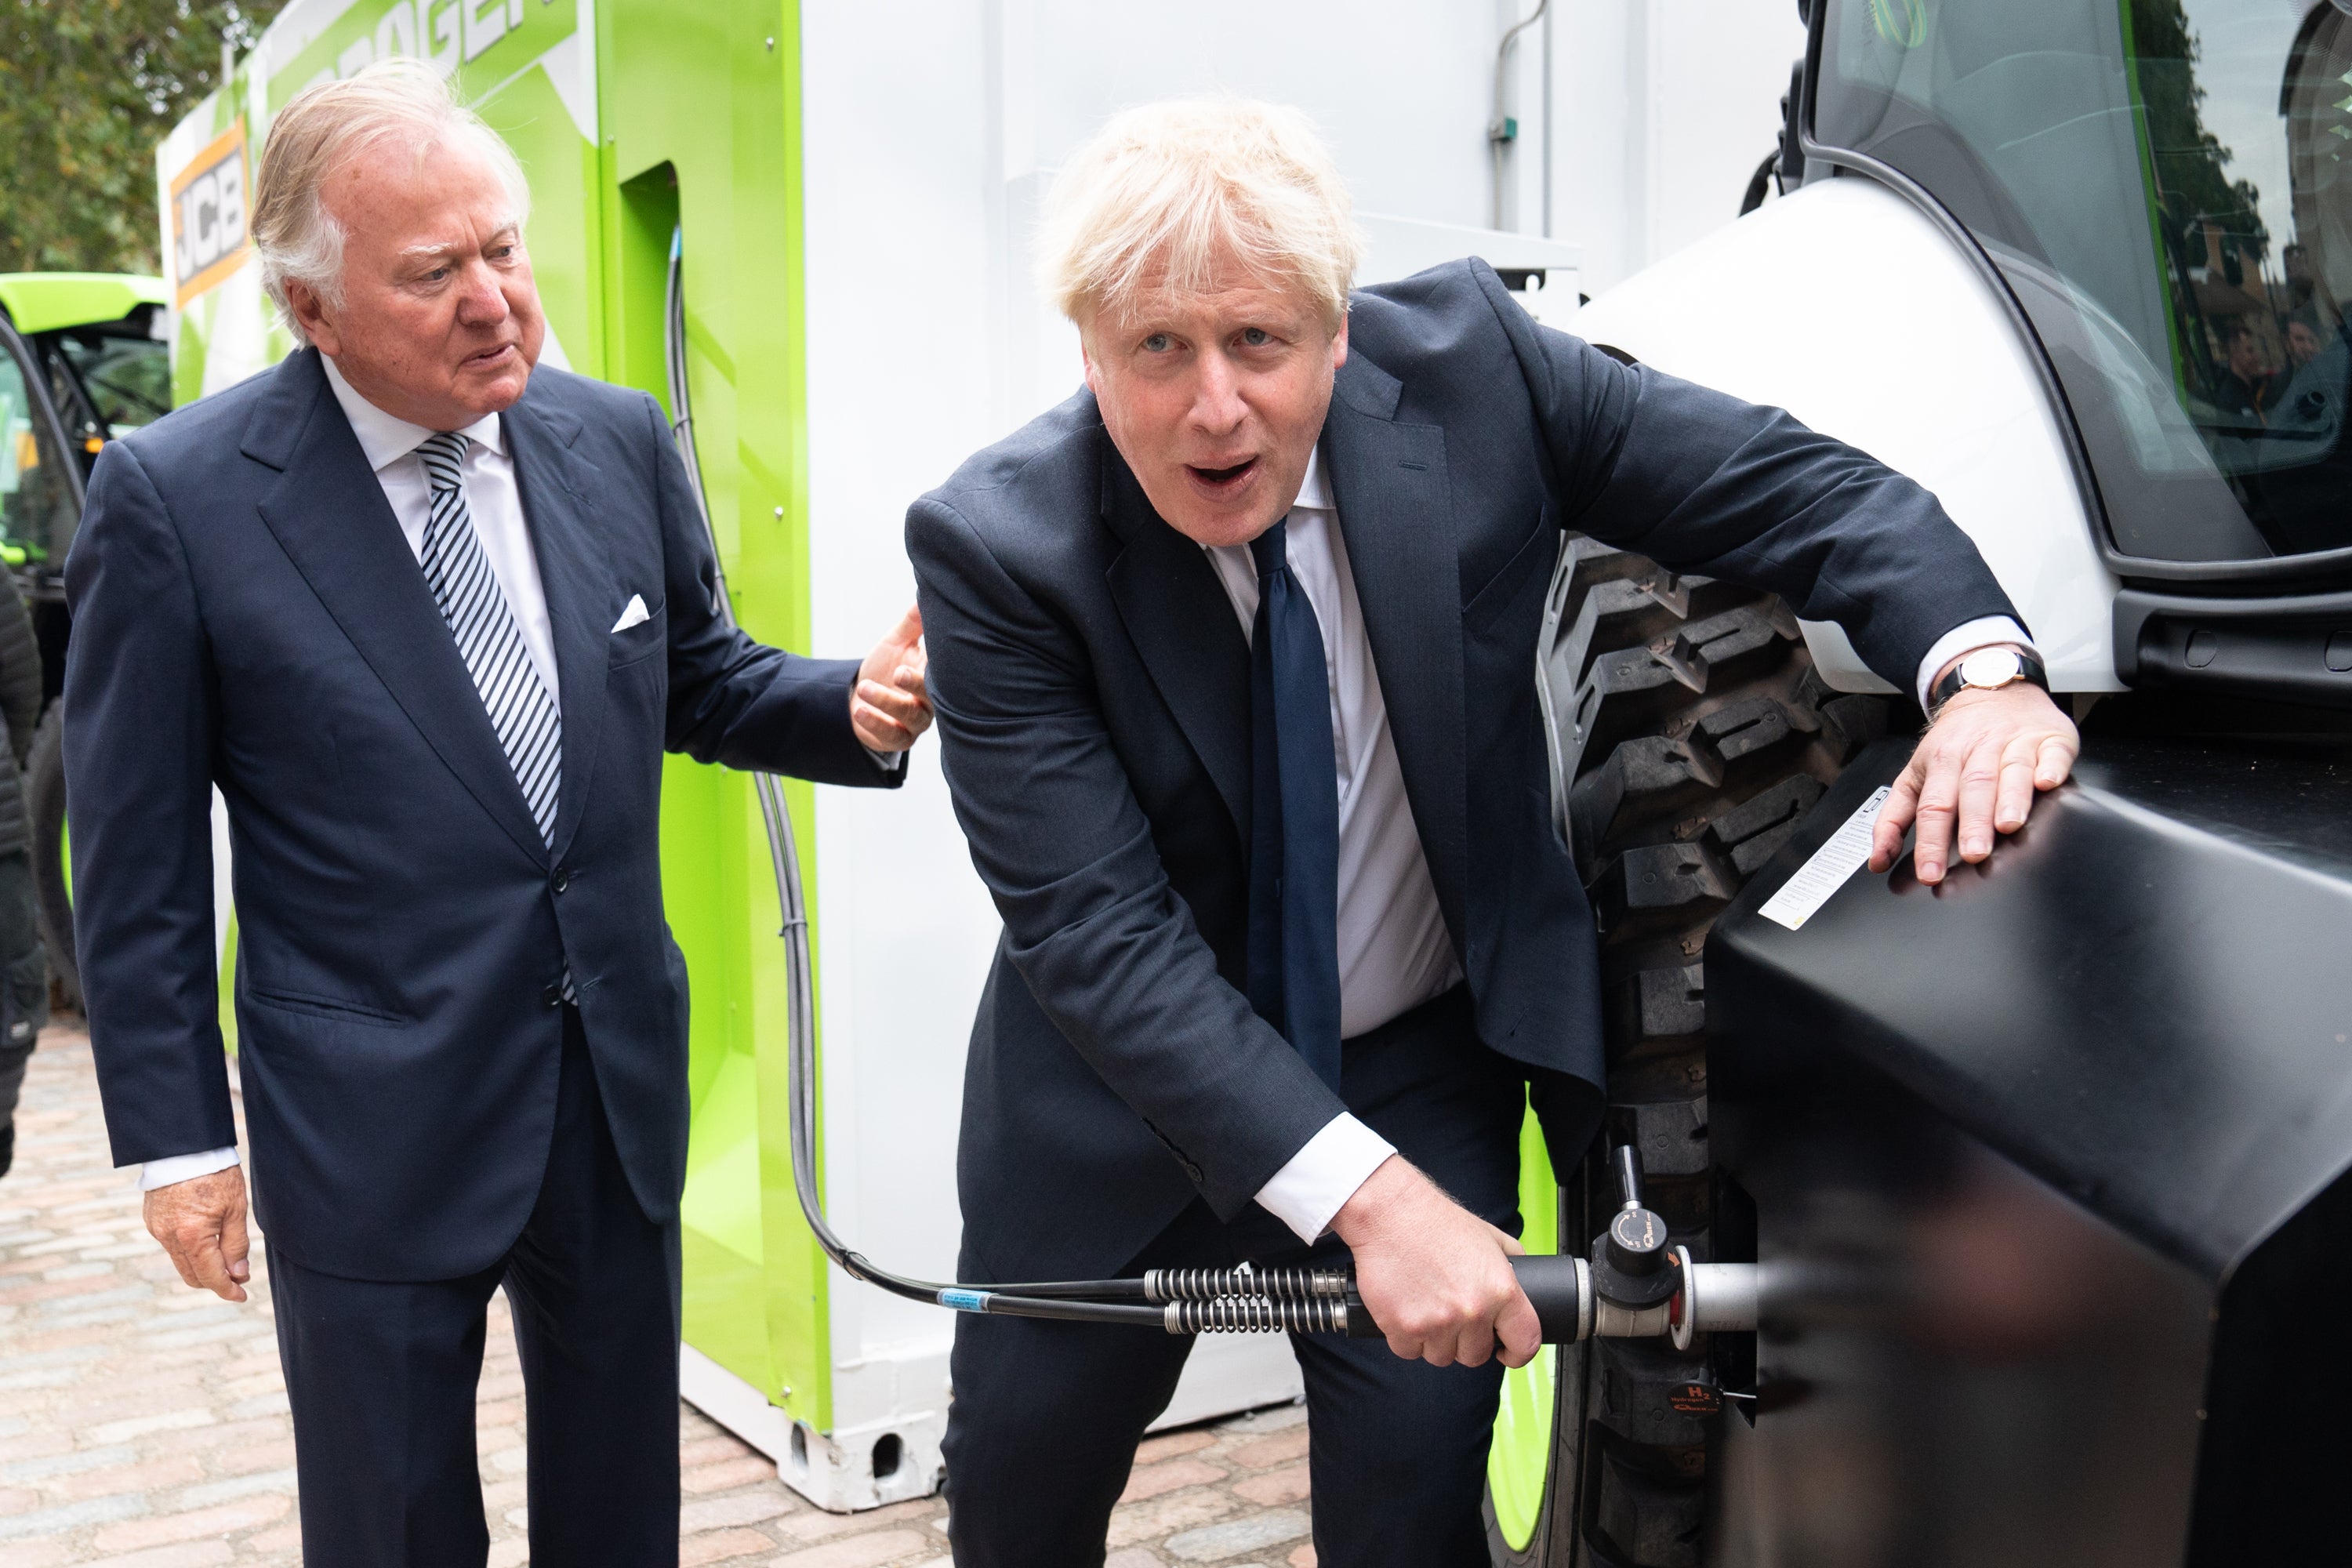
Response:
[1592,1144,1680,1310]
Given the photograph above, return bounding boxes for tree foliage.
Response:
[2131,0,2268,262]
[0,0,284,276]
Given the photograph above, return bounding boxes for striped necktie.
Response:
[414,431,563,846]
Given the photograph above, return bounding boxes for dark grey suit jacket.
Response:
[67,347,900,1281]
[909,260,2017,1281]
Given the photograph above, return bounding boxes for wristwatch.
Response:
[1928,645,2048,719]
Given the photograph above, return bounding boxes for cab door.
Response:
[0,319,82,575]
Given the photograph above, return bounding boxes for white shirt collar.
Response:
[1294,444,1333,511]
[320,351,506,472]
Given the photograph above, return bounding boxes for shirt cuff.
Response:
[1915,616,2036,709]
[1253,1113,1397,1244]
[864,746,906,772]
[139,1147,240,1192]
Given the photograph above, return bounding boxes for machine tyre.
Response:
[1486,537,1891,1566]
[28,702,78,1014]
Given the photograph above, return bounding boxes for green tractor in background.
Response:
[0,271,174,1009]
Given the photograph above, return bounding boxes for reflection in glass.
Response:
[54,332,172,438]
[1817,0,2352,561]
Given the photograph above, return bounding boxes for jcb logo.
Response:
[170,122,251,308]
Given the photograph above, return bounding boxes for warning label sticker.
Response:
[1756,786,1892,931]
[1668,1381,1723,1414]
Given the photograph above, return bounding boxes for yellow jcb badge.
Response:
[170,121,252,309]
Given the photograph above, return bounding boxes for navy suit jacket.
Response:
[67,347,899,1282]
[909,260,2020,1283]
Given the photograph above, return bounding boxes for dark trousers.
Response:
[943,985,1527,1567]
[269,1007,682,1567]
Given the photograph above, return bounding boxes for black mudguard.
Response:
[1707,735,2352,1568]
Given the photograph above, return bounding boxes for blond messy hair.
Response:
[252,58,531,344]
[1039,97,1365,337]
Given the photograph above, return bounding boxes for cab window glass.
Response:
[0,343,78,571]
[1817,0,2352,562]
[56,332,171,437]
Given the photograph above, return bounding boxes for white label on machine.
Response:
[1756,786,1892,931]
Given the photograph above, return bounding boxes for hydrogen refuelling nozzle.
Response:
[664,228,1756,1345]
[1598,1143,1680,1310]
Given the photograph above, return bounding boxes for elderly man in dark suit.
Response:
[910,98,2078,1566]
[67,60,929,1568]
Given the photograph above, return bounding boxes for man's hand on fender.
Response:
[851,604,933,753]
[1871,662,2079,885]
[145,1166,252,1303]
[1330,1155,1541,1370]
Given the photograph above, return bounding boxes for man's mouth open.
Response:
[1186,457,1258,491]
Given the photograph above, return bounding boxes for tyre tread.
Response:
[1503,540,1891,1568]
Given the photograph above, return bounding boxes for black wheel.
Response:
[1494,537,1891,1566]
[27,701,77,1014]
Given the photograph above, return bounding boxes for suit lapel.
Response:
[1099,433,1254,840]
[1321,354,1471,952]
[503,392,615,864]
[248,350,550,864]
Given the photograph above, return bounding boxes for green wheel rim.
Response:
[1488,1101,1559,1552]
[217,913,238,1056]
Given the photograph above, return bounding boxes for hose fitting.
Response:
[1163,1296,1357,1334]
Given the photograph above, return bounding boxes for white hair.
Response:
[251,57,532,344]
[1039,97,1365,336]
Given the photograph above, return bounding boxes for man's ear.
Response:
[1330,310,1350,372]
[1079,330,1103,401]
[286,281,341,358]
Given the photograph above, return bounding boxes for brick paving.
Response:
[0,1029,1322,1564]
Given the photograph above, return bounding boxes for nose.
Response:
[1188,347,1247,436]
[453,262,510,327]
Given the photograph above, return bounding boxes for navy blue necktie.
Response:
[1245,519,1344,1092]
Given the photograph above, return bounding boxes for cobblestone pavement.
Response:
[0,1030,1322,1565]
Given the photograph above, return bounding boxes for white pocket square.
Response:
[611,594,651,633]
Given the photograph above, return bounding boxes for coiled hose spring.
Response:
[1142,1266,1352,1303]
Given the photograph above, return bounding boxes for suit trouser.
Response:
[268,1007,682,1568]
[942,985,1526,1568]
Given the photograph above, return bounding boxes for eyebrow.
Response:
[397,222,521,263]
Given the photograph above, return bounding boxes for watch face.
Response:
[1958,646,2024,691]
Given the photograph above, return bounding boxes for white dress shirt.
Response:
[322,356,563,701]
[1214,449,1452,1242]
[140,357,563,1194]
[1229,448,2035,1243]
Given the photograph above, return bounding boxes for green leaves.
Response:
[0,0,285,274]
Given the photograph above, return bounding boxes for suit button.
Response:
[552,867,569,893]
[542,983,563,1007]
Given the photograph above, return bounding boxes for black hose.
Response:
[945,1291,1169,1328]
[666,231,949,1313]
[659,239,1618,1354]
[663,234,1598,1348]
[662,232,1283,1333]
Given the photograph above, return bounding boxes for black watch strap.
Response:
[1928,645,2048,718]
